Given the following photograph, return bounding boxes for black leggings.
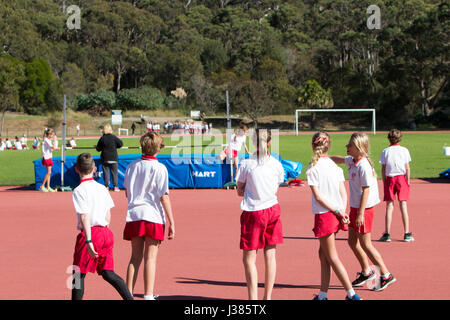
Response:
[72,270,133,300]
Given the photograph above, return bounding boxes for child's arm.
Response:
[105,209,111,225]
[79,214,98,258]
[329,156,345,164]
[405,162,411,185]
[381,164,386,183]
[160,193,175,240]
[356,187,370,228]
[310,185,348,222]
[338,181,349,224]
[237,181,245,197]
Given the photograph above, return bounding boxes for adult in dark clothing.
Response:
[96,124,123,191]
[131,122,136,135]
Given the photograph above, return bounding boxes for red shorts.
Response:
[73,226,114,274]
[123,220,165,241]
[384,175,409,201]
[223,148,238,158]
[313,211,348,238]
[41,158,53,167]
[240,203,283,250]
[349,207,374,234]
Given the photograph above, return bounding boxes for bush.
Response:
[115,86,166,111]
[75,89,115,115]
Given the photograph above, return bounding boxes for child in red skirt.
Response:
[71,153,133,300]
[331,133,396,292]
[306,131,361,300]
[379,129,413,242]
[123,132,175,300]
[236,128,284,300]
[40,129,59,192]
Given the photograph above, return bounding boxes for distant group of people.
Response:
[0,135,41,151]
[132,120,213,136]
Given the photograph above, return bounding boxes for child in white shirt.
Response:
[123,132,175,300]
[71,153,133,300]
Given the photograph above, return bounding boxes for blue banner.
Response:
[33,153,302,190]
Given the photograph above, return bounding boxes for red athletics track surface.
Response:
[0,179,449,300]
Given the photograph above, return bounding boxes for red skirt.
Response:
[123,220,165,241]
[73,226,114,274]
[313,211,348,238]
[349,207,375,234]
[41,158,53,167]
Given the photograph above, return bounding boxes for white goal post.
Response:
[295,108,376,135]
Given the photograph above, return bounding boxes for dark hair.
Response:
[76,153,95,175]
[388,129,402,145]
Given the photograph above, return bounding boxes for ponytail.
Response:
[306,131,330,174]
[252,128,271,165]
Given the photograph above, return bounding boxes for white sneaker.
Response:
[143,294,159,300]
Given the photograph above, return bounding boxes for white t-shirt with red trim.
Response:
[72,178,114,230]
[307,157,345,214]
[236,155,285,212]
[124,156,169,225]
[345,156,380,209]
[379,145,411,177]
[229,134,246,152]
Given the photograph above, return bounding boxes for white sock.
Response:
[318,291,327,300]
[144,295,155,300]
[382,272,391,279]
[347,289,355,299]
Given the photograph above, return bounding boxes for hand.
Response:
[339,211,350,225]
[355,213,364,228]
[87,243,98,259]
[167,223,175,240]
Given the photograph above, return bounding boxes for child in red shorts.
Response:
[306,131,361,300]
[331,133,396,292]
[123,132,175,300]
[379,129,413,242]
[236,129,284,300]
[71,153,133,300]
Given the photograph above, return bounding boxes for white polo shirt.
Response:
[42,138,53,159]
[236,155,285,212]
[124,156,169,225]
[345,156,380,209]
[379,145,411,177]
[14,141,22,150]
[72,179,114,230]
[229,134,246,152]
[306,157,345,214]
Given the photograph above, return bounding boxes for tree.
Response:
[0,55,25,136]
[231,80,274,127]
[298,79,334,129]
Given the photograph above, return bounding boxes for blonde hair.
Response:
[252,128,271,164]
[140,131,164,156]
[306,131,330,174]
[102,124,113,134]
[350,132,377,177]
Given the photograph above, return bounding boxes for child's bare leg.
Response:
[242,249,258,300]
[233,156,239,174]
[126,237,144,294]
[358,233,389,275]
[318,246,331,292]
[399,201,410,234]
[43,166,51,189]
[384,201,395,234]
[348,228,371,273]
[143,237,160,297]
[320,234,353,291]
[263,245,276,300]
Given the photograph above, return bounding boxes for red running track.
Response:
[0,179,449,300]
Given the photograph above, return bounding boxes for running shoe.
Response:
[312,295,327,300]
[379,233,391,242]
[352,271,376,287]
[40,186,48,192]
[113,187,120,192]
[404,233,415,242]
[345,293,362,300]
[48,187,57,192]
[372,274,397,292]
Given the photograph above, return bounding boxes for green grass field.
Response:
[0,132,449,186]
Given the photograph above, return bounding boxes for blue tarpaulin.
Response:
[33,153,302,190]
[440,168,450,178]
